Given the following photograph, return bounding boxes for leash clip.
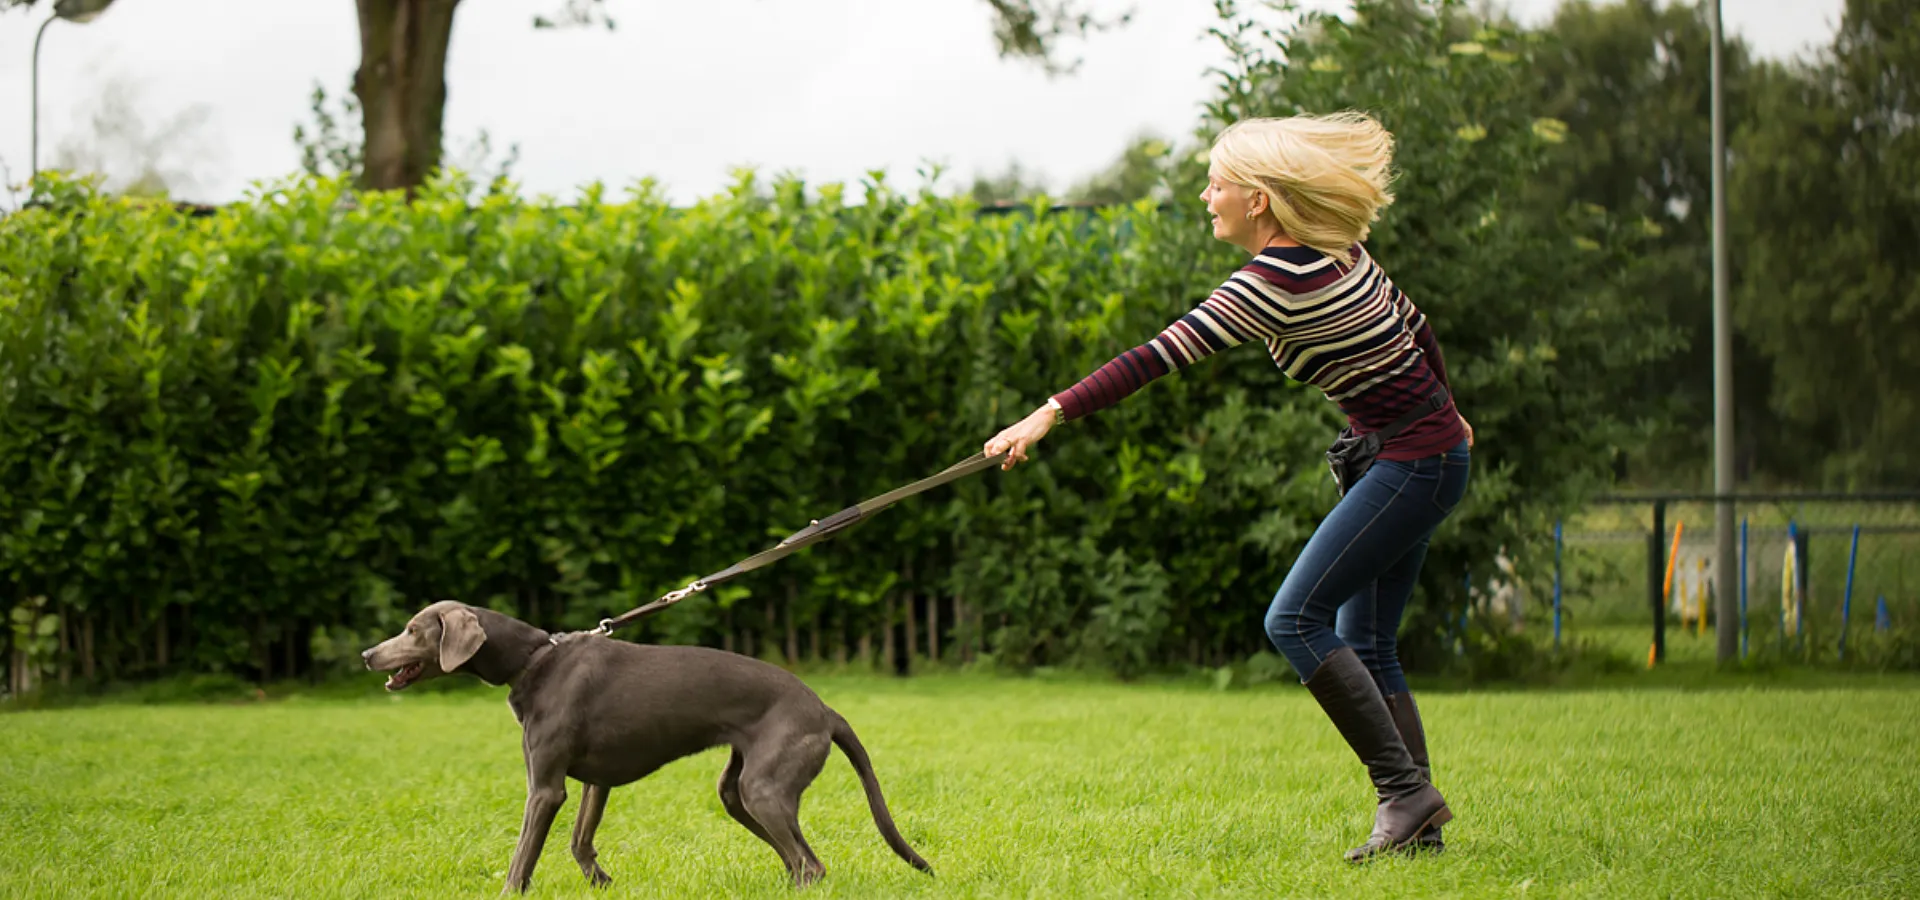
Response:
[663,579,708,604]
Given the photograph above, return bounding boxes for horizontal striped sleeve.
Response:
[1408,309,1449,389]
[1052,344,1169,420]
[1391,286,1425,331]
[1153,275,1289,365]
[1384,284,1448,386]
[1050,273,1282,421]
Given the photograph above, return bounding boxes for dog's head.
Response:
[361,601,488,692]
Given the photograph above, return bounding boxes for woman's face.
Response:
[1200,164,1266,251]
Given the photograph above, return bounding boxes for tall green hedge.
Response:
[1,0,1676,687]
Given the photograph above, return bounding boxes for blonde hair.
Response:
[1208,112,1397,264]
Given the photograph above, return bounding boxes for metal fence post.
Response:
[1649,499,1667,663]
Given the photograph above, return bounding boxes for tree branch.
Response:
[982,0,1135,76]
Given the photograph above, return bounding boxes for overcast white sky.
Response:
[0,0,1845,206]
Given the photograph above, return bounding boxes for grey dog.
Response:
[361,601,933,893]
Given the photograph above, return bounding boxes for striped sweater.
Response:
[1051,243,1465,461]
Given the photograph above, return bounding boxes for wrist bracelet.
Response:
[1045,397,1065,426]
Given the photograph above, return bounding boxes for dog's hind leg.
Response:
[718,748,780,855]
[570,783,613,888]
[738,728,832,886]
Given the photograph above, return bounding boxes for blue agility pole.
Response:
[1840,524,1860,660]
[1739,517,1749,660]
[1553,520,1564,649]
[1878,595,1890,632]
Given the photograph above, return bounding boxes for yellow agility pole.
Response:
[1781,540,1800,640]
[1696,556,1709,637]
[1664,520,1686,613]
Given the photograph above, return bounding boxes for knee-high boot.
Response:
[1303,647,1452,861]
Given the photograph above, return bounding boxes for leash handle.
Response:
[593,449,1008,633]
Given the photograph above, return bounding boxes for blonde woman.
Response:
[985,112,1470,860]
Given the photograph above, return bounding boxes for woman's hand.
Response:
[984,404,1059,470]
[1459,413,1475,449]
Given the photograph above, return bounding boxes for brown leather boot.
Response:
[1303,647,1452,862]
[1386,692,1445,853]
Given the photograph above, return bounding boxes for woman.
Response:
[983,112,1471,861]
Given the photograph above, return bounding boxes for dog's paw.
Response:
[791,862,825,889]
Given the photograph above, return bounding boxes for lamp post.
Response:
[1709,0,1737,664]
[31,0,119,180]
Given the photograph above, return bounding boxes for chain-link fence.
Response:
[1501,493,1920,666]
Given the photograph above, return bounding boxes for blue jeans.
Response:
[1263,440,1471,692]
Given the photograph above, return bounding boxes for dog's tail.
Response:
[829,709,934,876]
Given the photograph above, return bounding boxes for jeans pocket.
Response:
[1429,455,1470,514]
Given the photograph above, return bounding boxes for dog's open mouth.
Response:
[386,662,423,691]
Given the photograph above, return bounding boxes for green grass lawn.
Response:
[5,671,1919,899]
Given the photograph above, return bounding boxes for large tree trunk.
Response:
[355,0,461,193]
[901,593,917,676]
[955,594,970,663]
[179,606,192,673]
[832,613,846,666]
[58,605,71,686]
[156,603,169,670]
[784,581,800,665]
[254,614,271,682]
[882,596,896,672]
[132,595,147,671]
[765,597,779,662]
[81,615,96,681]
[899,558,916,675]
[927,592,940,664]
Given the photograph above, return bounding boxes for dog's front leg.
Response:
[504,753,568,894]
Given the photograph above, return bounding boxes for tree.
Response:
[4,0,1129,194]
[1731,0,1920,486]
[1525,0,1780,485]
[1065,132,1182,204]
[291,83,363,182]
[964,131,1182,209]
[48,71,222,199]
[965,159,1053,206]
[292,80,521,193]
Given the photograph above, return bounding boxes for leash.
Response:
[582,449,1010,636]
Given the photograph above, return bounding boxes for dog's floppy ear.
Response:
[438,607,486,672]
